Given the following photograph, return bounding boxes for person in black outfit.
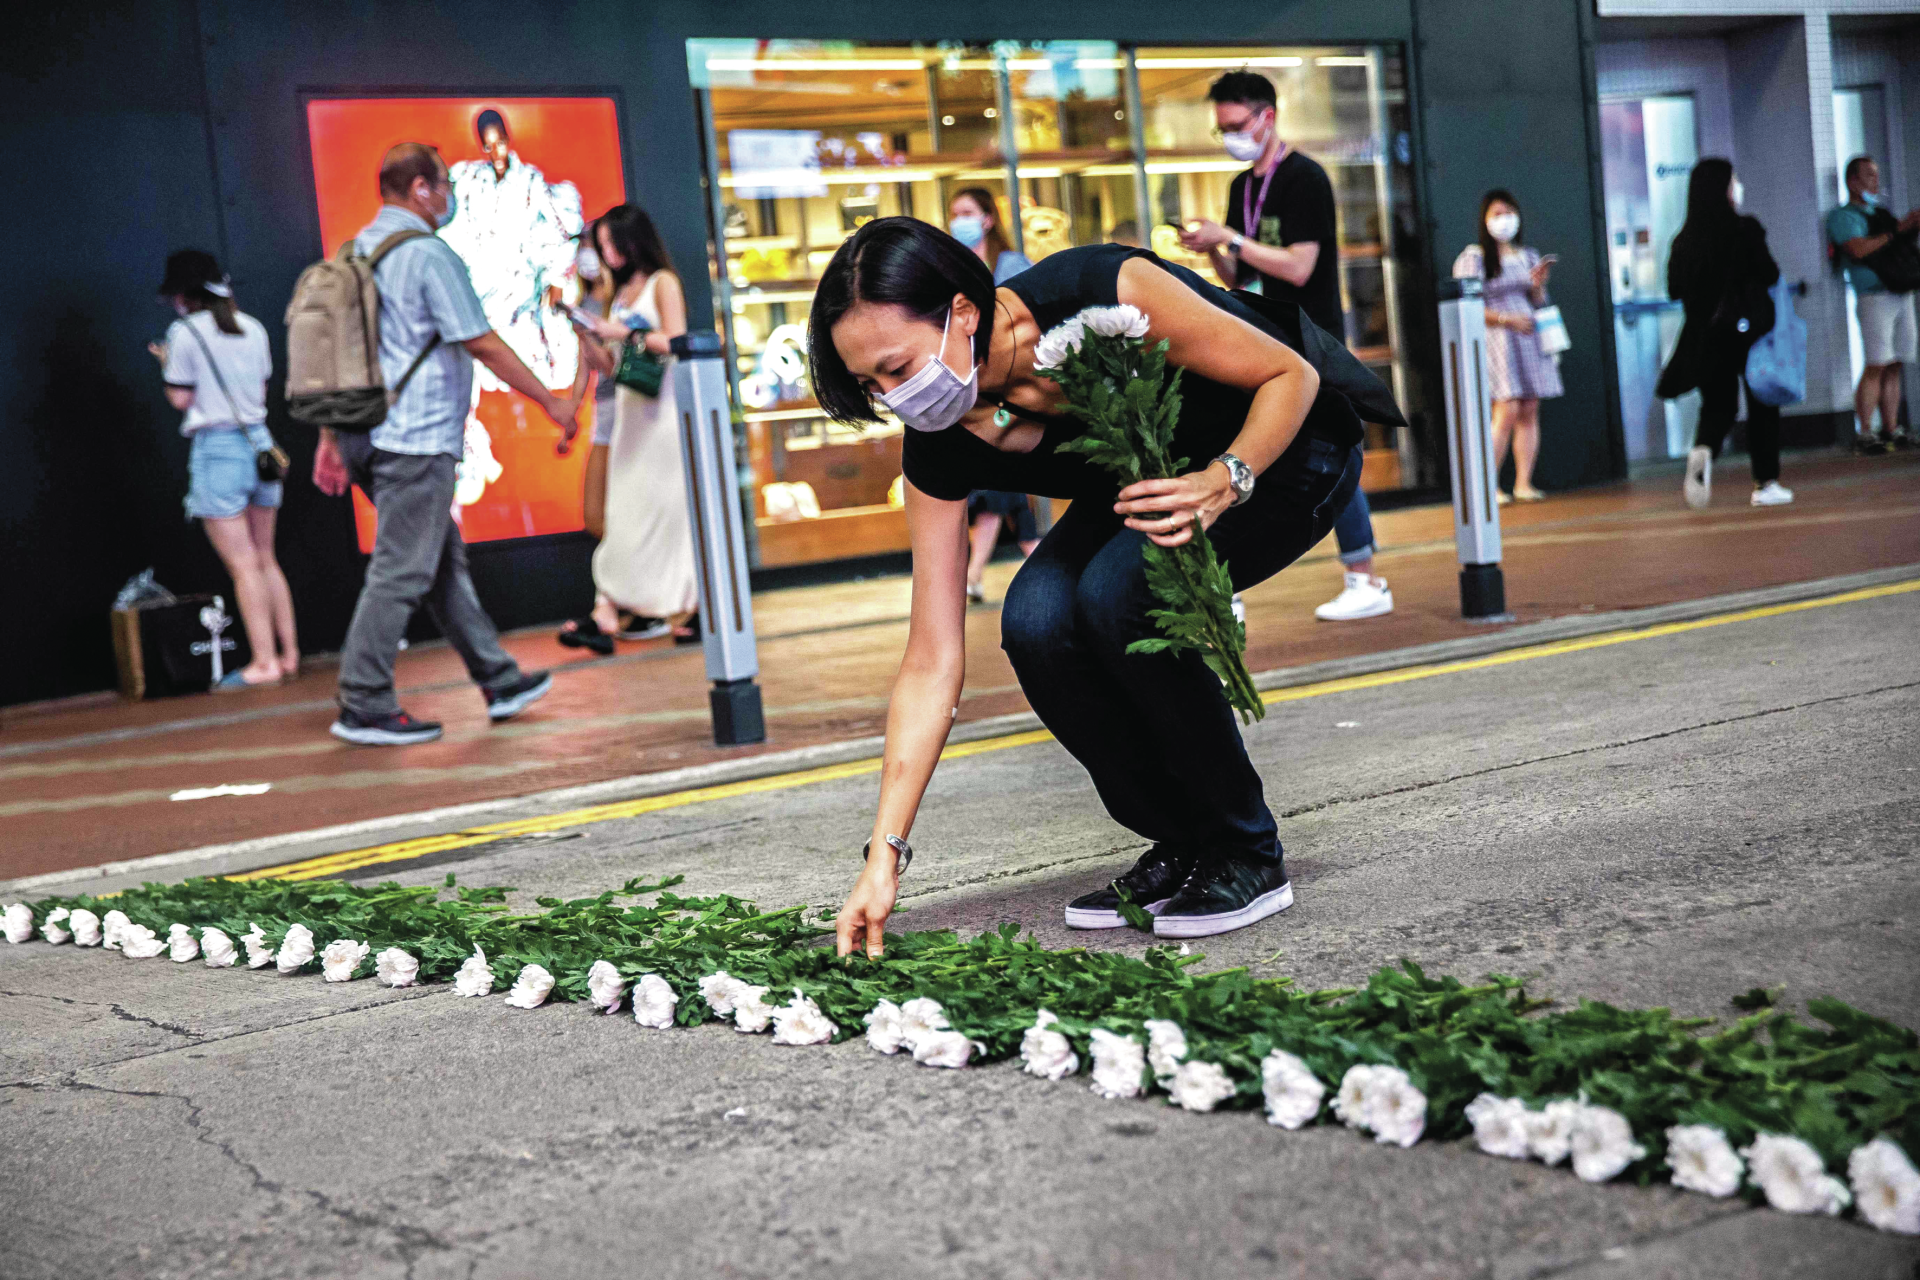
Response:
[1658,157,1793,509]
[1179,70,1394,623]
[805,218,1404,957]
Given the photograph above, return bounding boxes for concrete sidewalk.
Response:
[3,578,1916,1278]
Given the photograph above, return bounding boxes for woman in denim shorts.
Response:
[152,250,298,688]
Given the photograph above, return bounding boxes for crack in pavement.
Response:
[1272,679,1920,823]
[1,988,199,1037]
[1519,1202,1759,1279]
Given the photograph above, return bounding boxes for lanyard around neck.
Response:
[1242,144,1288,240]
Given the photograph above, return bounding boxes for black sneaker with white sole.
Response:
[330,708,444,746]
[1152,856,1293,939]
[1064,844,1196,929]
[484,670,553,722]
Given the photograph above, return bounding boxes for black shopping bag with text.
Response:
[139,595,250,697]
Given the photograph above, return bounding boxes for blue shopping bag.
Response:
[1745,279,1805,406]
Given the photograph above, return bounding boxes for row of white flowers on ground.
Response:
[6,898,1916,1236]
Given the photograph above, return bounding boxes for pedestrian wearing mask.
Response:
[1827,155,1920,452]
[151,249,298,689]
[950,187,1038,601]
[1452,190,1562,504]
[1658,159,1793,509]
[1179,71,1392,624]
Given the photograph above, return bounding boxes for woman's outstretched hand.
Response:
[1113,465,1237,547]
[836,862,898,959]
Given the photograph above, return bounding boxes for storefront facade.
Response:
[3,0,1620,703]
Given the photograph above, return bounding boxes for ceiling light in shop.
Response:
[1316,56,1370,66]
[705,58,929,72]
[984,107,998,119]
[942,115,955,126]
[1133,56,1304,69]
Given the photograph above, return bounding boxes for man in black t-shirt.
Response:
[1177,70,1394,623]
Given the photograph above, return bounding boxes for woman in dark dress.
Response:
[807,218,1403,957]
[1658,158,1794,509]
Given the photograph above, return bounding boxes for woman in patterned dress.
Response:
[1452,190,1561,502]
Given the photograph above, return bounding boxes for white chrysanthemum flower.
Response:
[166,923,199,963]
[200,927,237,968]
[911,1028,977,1069]
[586,960,625,1013]
[1032,316,1086,371]
[504,963,555,1009]
[771,990,837,1045]
[1145,1020,1187,1086]
[120,924,166,959]
[69,908,102,947]
[1260,1050,1325,1129]
[275,924,315,974]
[1526,1098,1582,1166]
[631,974,679,1030]
[1742,1133,1850,1215]
[2,903,32,944]
[41,907,72,945]
[1169,1060,1237,1113]
[1333,1064,1381,1128]
[101,909,132,951]
[897,997,950,1052]
[1089,1029,1147,1100]
[698,972,746,1017]
[241,922,274,969]
[320,938,369,983]
[1465,1094,1533,1160]
[1850,1137,1920,1234]
[374,947,418,988]
[1078,304,1151,339]
[1019,1010,1079,1081]
[864,1000,908,1054]
[1365,1066,1427,1148]
[1569,1104,1645,1183]
[453,945,494,997]
[1665,1124,1744,1197]
[732,984,776,1033]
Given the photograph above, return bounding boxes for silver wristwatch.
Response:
[1228,231,1246,254]
[1214,452,1255,506]
[862,834,912,877]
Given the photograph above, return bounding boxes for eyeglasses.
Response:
[1208,108,1271,140]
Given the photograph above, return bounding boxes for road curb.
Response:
[8,563,1914,895]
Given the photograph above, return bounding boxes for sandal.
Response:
[614,612,674,641]
[557,616,614,656]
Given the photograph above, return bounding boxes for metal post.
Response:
[1436,279,1510,620]
[995,51,1025,256]
[1122,48,1152,233]
[671,331,766,744]
[693,87,761,571]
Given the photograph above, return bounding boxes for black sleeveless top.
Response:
[899,244,1397,503]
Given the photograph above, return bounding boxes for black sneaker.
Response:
[1856,434,1890,456]
[1153,855,1293,939]
[1064,844,1196,929]
[485,670,553,722]
[330,707,443,746]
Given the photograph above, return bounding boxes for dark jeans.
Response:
[1000,434,1361,868]
[1695,346,1780,485]
[1330,448,1376,564]
[336,436,520,717]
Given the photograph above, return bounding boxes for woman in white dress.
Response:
[568,205,699,641]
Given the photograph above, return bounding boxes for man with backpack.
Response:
[1828,154,1920,452]
[310,142,578,746]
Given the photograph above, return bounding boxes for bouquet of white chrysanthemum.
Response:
[1034,305,1263,723]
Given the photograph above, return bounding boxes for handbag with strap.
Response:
[1745,279,1807,407]
[182,318,289,482]
[1857,204,1920,294]
[615,331,666,397]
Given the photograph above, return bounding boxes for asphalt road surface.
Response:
[4,584,1918,1279]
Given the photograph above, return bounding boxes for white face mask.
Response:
[1486,213,1520,244]
[576,245,603,281]
[1730,179,1745,210]
[1222,114,1268,163]
[879,308,978,433]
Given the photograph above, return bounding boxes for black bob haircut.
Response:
[1208,69,1277,110]
[475,108,508,142]
[806,216,995,425]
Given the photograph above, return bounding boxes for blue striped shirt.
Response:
[354,205,492,457]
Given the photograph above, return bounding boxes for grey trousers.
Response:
[335,438,519,717]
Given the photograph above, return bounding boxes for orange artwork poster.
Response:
[305,98,626,550]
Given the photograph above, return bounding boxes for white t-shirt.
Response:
[162,309,272,433]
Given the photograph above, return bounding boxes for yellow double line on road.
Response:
[237,578,1918,883]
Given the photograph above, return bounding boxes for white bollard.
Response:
[670,331,765,744]
[1436,279,1510,619]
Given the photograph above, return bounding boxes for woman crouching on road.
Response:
[810,218,1403,958]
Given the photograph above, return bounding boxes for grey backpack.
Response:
[283,229,440,429]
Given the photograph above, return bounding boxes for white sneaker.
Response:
[1750,481,1794,506]
[1683,446,1712,509]
[1314,573,1394,621]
